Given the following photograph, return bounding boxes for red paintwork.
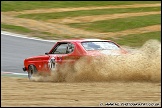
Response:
[23,39,127,73]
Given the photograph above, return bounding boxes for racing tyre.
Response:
[28,65,37,80]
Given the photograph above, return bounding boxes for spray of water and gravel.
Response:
[31,39,161,82]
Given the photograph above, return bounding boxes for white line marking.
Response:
[1,71,28,76]
[1,30,57,42]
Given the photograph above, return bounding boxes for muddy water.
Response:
[1,77,161,107]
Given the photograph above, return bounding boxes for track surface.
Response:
[1,31,55,73]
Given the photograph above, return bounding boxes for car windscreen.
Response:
[81,41,120,51]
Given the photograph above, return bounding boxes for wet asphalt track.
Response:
[1,31,56,73]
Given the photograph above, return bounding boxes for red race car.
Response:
[23,39,127,79]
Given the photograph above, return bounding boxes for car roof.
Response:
[59,38,112,43]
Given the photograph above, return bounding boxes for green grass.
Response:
[1,23,79,40]
[1,1,161,47]
[1,1,160,12]
[69,14,161,32]
[107,31,161,47]
[1,23,33,33]
[17,7,161,20]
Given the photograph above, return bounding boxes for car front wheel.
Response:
[28,65,37,80]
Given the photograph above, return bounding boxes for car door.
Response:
[47,42,75,71]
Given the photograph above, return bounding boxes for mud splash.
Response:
[32,39,161,82]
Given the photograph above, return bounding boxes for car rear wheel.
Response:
[28,65,37,80]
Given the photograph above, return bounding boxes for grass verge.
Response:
[2,1,160,12]
[68,14,161,32]
[1,23,33,33]
[1,23,79,40]
[17,7,160,20]
[107,31,161,47]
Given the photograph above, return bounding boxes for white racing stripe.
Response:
[1,30,57,42]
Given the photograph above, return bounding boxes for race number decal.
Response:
[48,57,56,70]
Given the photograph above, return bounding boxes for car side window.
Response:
[52,43,74,54]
